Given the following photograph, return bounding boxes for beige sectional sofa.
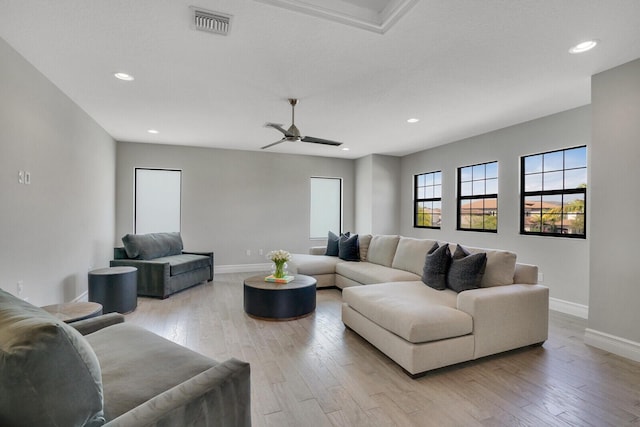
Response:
[289,234,549,377]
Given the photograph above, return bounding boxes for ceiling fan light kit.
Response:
[262,98,343,149]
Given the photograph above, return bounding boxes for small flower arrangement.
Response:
[267,249,291,263]
[267,250,291,278]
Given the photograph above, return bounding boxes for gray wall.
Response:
[355,156,373,233]
[0,37,116,305]
[355,154,401,235]
[400,106,591,309]
[589,58,640,348]
[115,142,355,267]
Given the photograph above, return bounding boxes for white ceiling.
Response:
[2,1,640,159]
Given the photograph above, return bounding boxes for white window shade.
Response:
[135,168,181,234]
[310,177,342,239]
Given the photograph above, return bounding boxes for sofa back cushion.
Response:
[367,235,400,267]
[358,234,372,261]
[0,289,105,426]
[122,232,184,260]
[448,244,517,287]
[392,237,438,276]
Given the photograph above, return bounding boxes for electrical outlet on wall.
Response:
[18,170,24,184]
[246,249,251,256]
[17,280,23,297]
[259,249,264,256]
[538,272,544,283]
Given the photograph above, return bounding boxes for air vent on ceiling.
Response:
[191,7,231,35]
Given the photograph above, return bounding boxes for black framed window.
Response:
[414,171,442,228]
[457,161,498,232]
[521,146,586,238]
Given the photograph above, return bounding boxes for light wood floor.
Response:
[125,272,640,427]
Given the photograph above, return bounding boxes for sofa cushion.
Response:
[0,289,105,427]
[422,243,452,290]
[151,253,211,276]
[342,282,472,343]
[325,231,340,256]
[336,261,420,285]
[367,235,400,267]
[447,245,487,293]
[339,233,360,261]
[392,237,438,276]
[122,232,184,260]
[358,234,372,261]
[85,323,217,421]
[464,246,517,287]
[289,254,340,276]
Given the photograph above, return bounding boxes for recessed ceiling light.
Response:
[114,72,135,81]
[341,147,350,151]
[147,129,159,134]
[407,118,420,123]
[569,40,599,54]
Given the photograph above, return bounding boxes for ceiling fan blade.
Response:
[264,122,294,137]
[261,138,287,149]
[301,136,343,146]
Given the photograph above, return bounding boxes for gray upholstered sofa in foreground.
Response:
[0,289,251,426]
[111,232,213,298]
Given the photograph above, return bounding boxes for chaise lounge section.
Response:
[289,234,549,377]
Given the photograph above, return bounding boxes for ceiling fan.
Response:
[261,98,343,149]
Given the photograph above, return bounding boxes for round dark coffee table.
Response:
[243,274,317,321]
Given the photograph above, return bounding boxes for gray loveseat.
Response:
[0,289,251,426]
[111,232,213,298]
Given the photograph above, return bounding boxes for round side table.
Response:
[89,266,138,314]
[41,302,103,323]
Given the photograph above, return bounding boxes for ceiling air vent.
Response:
[191,7,231,35]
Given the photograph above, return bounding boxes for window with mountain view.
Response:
[521,146,586,238]
[457,161,498,232]
[414,171,442,228]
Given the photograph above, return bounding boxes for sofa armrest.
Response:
[70,313,125,335]
[309,246,326,255]
[457,284,549,359]
[104,358,251,427]
[114,247,129,259]
[182,251,214,281]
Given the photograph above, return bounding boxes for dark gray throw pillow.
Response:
[122,232,184,260]
[447,244,487,293]
[325,231,340,256]
[422,242,451,290]
[339,233,360,262]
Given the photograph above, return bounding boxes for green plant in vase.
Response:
[267,249,291,279]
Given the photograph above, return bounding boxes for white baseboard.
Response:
[72,291,88,302]
[215,263,271,274]
[584,328,640,363]
[549,297,589,319]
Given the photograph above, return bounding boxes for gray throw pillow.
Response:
[0,289,105,426]
[338,233,360,262]
[122,232,184,260]
[422,242,451,290]
[324,231,340,257]
[447,244,487,293]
